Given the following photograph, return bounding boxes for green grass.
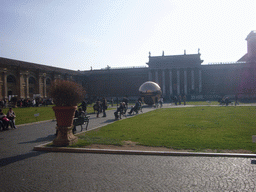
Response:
[73,106,256,153]
[2,106,56,125]
[1,104,115,125]
[186,101,219,105]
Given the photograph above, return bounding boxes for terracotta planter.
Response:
[52,106,77,127]
[53,125,78,146]
[52,106,78,146]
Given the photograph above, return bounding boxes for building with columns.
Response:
[147,52,203,98]
[0,31,255,102]
[0,58,84,100]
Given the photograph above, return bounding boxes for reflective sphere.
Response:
[139,81,162,105]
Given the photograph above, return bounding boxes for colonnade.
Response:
[148,68,202,97]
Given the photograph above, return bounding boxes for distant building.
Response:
[0,31,255,102]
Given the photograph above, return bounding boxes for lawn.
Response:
[73,106,256,153]
[1,104,114,125]
[2,106,55,125]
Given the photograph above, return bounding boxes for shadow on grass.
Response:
[0,151,48,167]
[18,134,55,144]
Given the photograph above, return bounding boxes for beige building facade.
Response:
[0,58,83,100]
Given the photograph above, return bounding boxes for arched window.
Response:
[29,88,34,94]
[29,77,36,84]
[46,78,51,85]
[7,75,16,84]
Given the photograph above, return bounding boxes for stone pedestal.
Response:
[53,126,78,146]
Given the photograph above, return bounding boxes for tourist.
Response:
[0,109,9,130]
[183,95,186,105]
[95,99,101,118]
[7,108,17,129]
[122,97,129,109]
[114,102,125,119]
[155,97,159,108]
[159,97,163,108]
[235,94,239,106]
[79,100,87,113]
[174,96,178,105]
[111,98,114,107]
[102,97,107,117]
[128,100,141,115]
[178,95,182,105]
[225,97,230,106]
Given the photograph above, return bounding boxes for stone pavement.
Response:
[1,104,256,191]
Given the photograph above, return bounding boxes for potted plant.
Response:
[49,79,85,146]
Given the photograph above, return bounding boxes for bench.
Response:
[133,105,143,115]
[73,115,90,132]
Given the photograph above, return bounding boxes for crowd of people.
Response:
[90,96,144,120]
[93,97,108,118]
[171,95,186,106]
[16,98,52,108]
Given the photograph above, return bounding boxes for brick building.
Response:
[0,31,255,102]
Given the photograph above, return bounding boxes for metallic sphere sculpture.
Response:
[139,81,162,105]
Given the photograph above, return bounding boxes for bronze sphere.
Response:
[139,81,162,105]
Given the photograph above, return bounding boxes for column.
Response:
[184,70,187,95]
[148,70,152,81]
[38,74,42,97]
[162,70,166,96]
[25,72,29,98]
[169,70,173,95]
[191,70,195,90]
[43,73,47,98]
[177,70,180,95]
[3,68,7,99]
[155,70,159,84]
[199,70,202,93]
[19,73,24,98]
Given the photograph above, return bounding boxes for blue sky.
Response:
[1,0,255,70]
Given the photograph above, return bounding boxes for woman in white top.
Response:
[7,108,17,129]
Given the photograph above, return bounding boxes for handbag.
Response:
[2,116,9,122]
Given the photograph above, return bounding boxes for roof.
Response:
[147,53,203,68]
[0,57,81,75]
[246,30,256,41]
[237,54,248,62]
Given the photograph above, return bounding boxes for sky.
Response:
[1,0,255,71]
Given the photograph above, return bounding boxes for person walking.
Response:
[235,94,239,106]
[155,97,159,108]
[183,95,186,105]
[178,95,182,105]
[95,99,101,118]
[102,97,107,117]
[159,97,163,108]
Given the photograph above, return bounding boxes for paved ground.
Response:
[1,104,256,191]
